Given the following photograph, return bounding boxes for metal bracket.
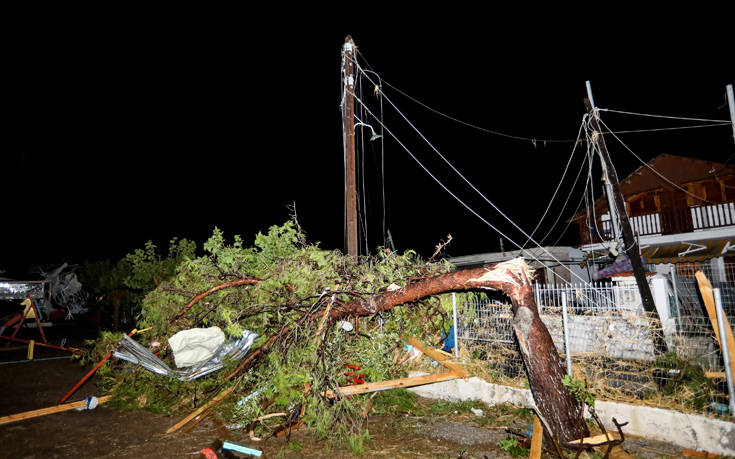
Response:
[678,242,707,257]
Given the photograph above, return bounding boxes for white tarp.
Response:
[168,326,225,368]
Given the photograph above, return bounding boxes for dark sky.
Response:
[3,13,733,277]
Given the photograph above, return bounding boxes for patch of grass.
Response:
[498,435,529,457]
[288,441,303,452]
[372,389,418,415]
[348,430,370,456]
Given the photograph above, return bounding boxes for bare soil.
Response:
[0,328,692,458]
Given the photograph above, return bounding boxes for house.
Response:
[448,246,590,285]
[570,154,735,278]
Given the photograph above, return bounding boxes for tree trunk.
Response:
[333,258,589,443]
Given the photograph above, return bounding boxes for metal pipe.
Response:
[562,291,573,376]
[713,289,735,415]
[452,292,459,357]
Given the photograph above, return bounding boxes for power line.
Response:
[597,118,717,205]
[522,117,587,248]
[353,50,580,144]
[349,86,603,295]
[600,122,731,135]
[599,108,730,123]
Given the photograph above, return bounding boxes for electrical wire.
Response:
[600,122,731,135]
[539,148,593,247]
[597,117,717,205]
[522,117,587,248]
[349,88,604,295]
[353,50,580,144]
[598,108,730,123]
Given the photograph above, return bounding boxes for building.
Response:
[570,153,735,280]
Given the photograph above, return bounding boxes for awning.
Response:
[641,239,735,264]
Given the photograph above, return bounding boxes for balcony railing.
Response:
[583,201,735,244]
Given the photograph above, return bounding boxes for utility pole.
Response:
[727,84,735,144]
[342,36,358,259]
[584,82,666,353]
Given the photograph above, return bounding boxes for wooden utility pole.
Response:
[342,36,358,259]
[584,82,666,353]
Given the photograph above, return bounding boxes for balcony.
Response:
[582,201,735,244]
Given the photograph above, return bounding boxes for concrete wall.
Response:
[407,373,735,456]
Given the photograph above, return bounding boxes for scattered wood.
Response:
[695,271,735,378]
[0,395,111,426]
[166,386,236,434]
[529,415,543,459]
[682,449,722,458]
[324,371,462,398]
[406,336,467,377]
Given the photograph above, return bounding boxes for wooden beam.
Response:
[695,271,735,376]
[568,433,621,445]
[166,386,236,434]
[324,371,461,398]
[529,415,543,459]
[406,336,468,378]
[0,395,112,426]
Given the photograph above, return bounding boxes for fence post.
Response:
[452,292,459,358]
[713,289,735,416]
[562,291,573,376]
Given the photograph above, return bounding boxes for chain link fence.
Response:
[454,272,733,418]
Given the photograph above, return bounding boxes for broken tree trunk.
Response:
[329,258,589,444]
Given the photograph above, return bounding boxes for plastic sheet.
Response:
[113,329,257,381]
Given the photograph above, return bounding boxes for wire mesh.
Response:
[455,273,732,418]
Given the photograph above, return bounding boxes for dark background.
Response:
[3,11,733,278]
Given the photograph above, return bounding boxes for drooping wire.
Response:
[597,117,717,205]
[350,91,606,306]
[537,145,593,247]
[354,49,580,145]
[522,117,587,249]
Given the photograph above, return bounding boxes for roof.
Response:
[641,237,735,264]
[570,153,735,222]
[448,246,585,268]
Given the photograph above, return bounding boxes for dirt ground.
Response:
[0,327,696,458]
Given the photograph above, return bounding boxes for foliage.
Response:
[498,435,529,457]
[562,374,595,407]
[90,220,452,452]
[651,352,715,411]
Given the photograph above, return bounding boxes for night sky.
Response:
[3,13,733,278]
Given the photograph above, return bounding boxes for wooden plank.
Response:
[568,433,620,445]
[0,395,112,426]
[324,371,461,398]
[695,271,735,378]
[705,371,726,379]
[529,415,543,459]
[406,336,468,378]
[166,386,236,434]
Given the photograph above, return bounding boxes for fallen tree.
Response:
[84,221,588,449]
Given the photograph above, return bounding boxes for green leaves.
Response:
[561,374,595,407]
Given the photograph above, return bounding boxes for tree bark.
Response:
[331,258,589,443]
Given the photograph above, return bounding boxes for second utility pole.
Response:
[342,36,358,260]
[584,81,666,354]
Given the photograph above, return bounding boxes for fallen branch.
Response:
[173,277,260,322]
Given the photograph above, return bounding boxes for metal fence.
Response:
[454,276,733,418]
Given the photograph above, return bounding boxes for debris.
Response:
[168,326,225,368]
[470,408,484,417]
[0,395,112,426]
[74,396,101,411]
[113,329,257,381]
[337,320,353,332]
[221,440,262,457]
[200,448,218,459]
[166,386,237,434]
